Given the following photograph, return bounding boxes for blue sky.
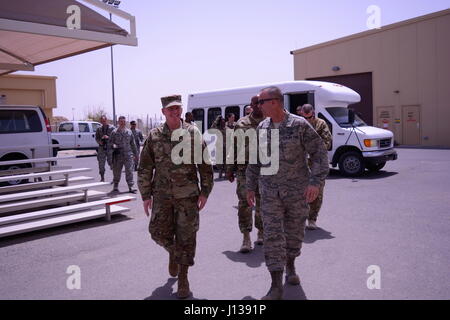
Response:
[17,0,450,121]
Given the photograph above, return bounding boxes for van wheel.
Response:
[339,151,365,177]
[366,162,386,172]
[1,164,29,186]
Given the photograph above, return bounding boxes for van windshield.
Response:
[326,107,367,128]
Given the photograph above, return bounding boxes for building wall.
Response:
[0,74,57,119]
[293,10,450,147]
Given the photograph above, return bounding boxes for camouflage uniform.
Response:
[138,121,214,266]
[95,124,115,176]
[211,117,227,170]
[226,113,264,234]
[307,118,332,222]
[131,128,144,154]
[246,112,329,272]
[108,127,138,188]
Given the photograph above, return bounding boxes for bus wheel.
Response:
[338,151,365,177]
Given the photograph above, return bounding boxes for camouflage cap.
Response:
[161,94,182,108]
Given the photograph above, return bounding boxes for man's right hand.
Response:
[247,191,256,207]
[143,199,152,217]
[226,171,234,183]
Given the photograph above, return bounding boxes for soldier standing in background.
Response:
[226,96,265,253]
[297,104,332,230]
[130,120,144,172]
[138,95,214,299]
[211,115,227,179]
[95,115,115,182]
[247,87,329,300]
[108,116,138,193]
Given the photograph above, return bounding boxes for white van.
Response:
[187,81,398,176]
[52,121,101,150]
[0,105,54,183]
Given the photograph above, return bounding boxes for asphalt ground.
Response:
[0,148,449,300]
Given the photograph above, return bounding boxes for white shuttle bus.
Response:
[187,81,398,177]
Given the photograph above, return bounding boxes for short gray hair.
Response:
[260,86,284,105]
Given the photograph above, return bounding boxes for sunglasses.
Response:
[257,98,278,105]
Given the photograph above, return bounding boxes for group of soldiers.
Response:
[135,86,332,300]
[94,116,144,193]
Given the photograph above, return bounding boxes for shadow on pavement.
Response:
[303,228,335,244]
[222,243,265,268]
[283,283,308,300]
[0,214,131,248]
[144,277,202,300]
[327,168,398,180]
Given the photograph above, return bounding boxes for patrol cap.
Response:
[161,94,182,108]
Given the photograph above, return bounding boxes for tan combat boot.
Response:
[285,256,300,285]
[168,250,178,277]
[177,265,191,299]
[255,229,264,245]
[261,271,284,300]
[239,231,252,253]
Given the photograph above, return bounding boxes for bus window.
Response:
[207,107,222,129]
[225,106,240,124]
[192,109,205,133]
[287,92,315,114]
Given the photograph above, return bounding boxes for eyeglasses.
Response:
[257,98,278,105]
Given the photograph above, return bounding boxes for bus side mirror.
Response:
[348,109,355,124]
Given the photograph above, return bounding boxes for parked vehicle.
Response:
[187,81,398,176]
[0,105,53,184]
[52,121,101,151]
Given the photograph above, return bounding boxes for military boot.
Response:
[128,186,137,194]
[112,183,119,192]
[285,256,300,285]
[255,229,264,245]
[239,231,252,253]
[261,271,283,300]
[177,265,191,299]
[168,250,178,277]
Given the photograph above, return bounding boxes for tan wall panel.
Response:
[417,19,438,147]
[436,15,450,147]
[398,24,419,105]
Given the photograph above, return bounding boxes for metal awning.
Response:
[0,0,137,75]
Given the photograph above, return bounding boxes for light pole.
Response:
[103,0,121,126]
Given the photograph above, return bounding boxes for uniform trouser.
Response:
[261,186,308,272]
[236,173,263,233]
[149,196,199,266]
[112,154,134,187]
[97,148,108,175]
[308,181,325,222]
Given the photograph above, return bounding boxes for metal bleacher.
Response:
[0,156,136,238]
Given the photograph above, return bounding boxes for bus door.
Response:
[285,92,315,114]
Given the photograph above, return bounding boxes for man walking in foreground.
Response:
[247,87,329,300]
[138,95,214,299]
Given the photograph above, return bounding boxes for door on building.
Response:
[402,105,421,145]
[307,72,373,125]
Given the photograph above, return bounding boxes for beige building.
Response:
[0,74,57,119]
[292,9,450,147]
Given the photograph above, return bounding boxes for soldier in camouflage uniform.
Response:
[130,120,144,171]
[247,87,329,300]
[226,96,264,253]
[211,115,227,179]
[298,104,332,230]
[138,95,214,299]
[95,115,115,182]
[107,116,138,193]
